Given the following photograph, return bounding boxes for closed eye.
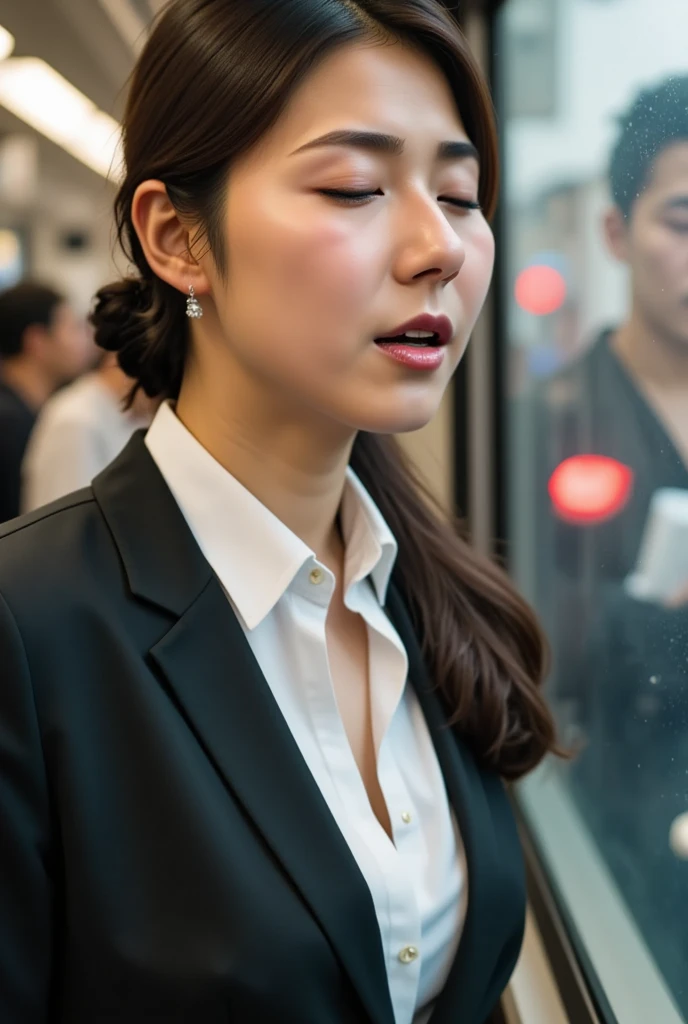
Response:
[318,189,481,211]
[318,188,383,204]
[440,196,482,211]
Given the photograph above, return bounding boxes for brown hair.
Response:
[92,0,559,780]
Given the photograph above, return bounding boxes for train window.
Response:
[495,0,688,1019]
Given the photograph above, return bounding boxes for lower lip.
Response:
[375,342,446,370]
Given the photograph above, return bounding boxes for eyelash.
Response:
[318,188,481,211]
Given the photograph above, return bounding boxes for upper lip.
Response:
[376,313,454,347]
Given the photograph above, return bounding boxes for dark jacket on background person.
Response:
[530,329,688,715]
[573,583,688,1015]
[0,432,525,1024]
[0,380,35,523]
[526,330,688,1016]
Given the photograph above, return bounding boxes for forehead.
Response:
[643,141,688,200]
[267,39,469,152]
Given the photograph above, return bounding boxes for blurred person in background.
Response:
[0,281,91,523]
[532,75,688,1012]
[21,351,156,512]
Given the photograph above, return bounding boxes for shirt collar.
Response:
[145,401,398,630]
[339,468,398,607]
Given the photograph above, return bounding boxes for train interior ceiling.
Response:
[0,0,158,312]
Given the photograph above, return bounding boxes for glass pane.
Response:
[496,0,688,1018]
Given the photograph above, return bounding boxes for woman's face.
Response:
[200,38,495,436]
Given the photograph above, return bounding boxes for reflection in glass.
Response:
[498,2,688,1018]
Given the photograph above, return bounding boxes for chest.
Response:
[645,389,688,469]
[550,385,688,581]
[325,596,370,739]
[325,592,393,838]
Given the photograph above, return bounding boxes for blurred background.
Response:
[0,0,154,310]
[0,0,161,520]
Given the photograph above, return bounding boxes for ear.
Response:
[603,205,631,264]
[131,180,211,297]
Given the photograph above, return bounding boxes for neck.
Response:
[0,357,54,411]
[175,365,355,568]
[612,315,688,390]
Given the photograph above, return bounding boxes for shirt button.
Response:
[401,810,412,824]
[398,945,419,964]
[309,567,324,585]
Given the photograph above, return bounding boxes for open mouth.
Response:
[375,330,441,348]
[374,314,453,349]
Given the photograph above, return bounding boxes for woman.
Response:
[0,1,558,1021]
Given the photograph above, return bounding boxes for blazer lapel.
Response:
[92,436,395,1024]
[385,583,506,1024]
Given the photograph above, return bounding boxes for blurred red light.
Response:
[515,265,567,316]
[548,455,634,524]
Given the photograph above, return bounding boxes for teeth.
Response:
[375,328,440,347]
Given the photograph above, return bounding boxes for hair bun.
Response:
[90,278,153,355]
[90,276,187,398]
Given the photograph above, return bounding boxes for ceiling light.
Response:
[0,26,15,62]
[0,57,122,180]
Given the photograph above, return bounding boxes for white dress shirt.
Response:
[145,401,468,1024]
[21,373,148,513]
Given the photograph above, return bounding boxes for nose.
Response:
[393,195,466,287]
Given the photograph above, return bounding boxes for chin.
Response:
[348,397,444,436]
[662,324,688,352]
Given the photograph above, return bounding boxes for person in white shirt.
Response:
[0,2,560,1022]
[21,352,154,512]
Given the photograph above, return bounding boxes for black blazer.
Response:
[0,434,525,1024]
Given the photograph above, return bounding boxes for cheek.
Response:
[222,198,387,381]
[454,222,495,323]
[231,196,380,319]
[58,333,77,363]
[286,229,380,317]
[637,225,688,285]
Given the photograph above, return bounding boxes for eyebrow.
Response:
[291,129,479,163]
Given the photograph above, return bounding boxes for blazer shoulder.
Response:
[0,489,113,612]
[0,487,94,540]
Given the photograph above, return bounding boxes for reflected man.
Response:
[532,76,688,1013]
